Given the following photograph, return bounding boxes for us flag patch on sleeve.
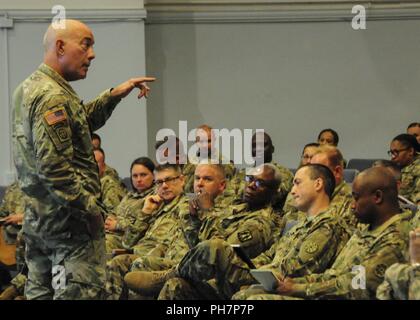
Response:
[44,107,67,125]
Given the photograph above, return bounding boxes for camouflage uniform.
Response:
[100,174,127,213]
[105,187,154,253]
[231,209,350,300]
[226,162,293,211]
[244,211,411,300]
[105,195,189,300]
[376,263,420,300]
[0,182,28,244]
[283,181,356,231]
[400,154,420,204]
[104,164,120,182]
[12,63,121,299]
[158,203,279,299]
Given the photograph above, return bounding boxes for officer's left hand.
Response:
[111,77,156,99]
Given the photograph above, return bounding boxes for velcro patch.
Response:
[44,108,67,126]
[237,230,253,243]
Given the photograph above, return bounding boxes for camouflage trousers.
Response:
[232,285,301,300]
[376,263,420,300]
[105,232,123,254]
[159,239,253,300]
[105,251,178,300]
[24,233,106,300]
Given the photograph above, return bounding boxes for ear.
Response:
[373,189,384,204]
[219,179,227,193]
[314,177,324,193]
[56,39,65,56]
[271,145,275,154]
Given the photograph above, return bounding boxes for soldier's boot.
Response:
[124,268,178,297]
[0,285,18,300]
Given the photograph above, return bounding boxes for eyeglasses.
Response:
[387,148,409,157]
[155,175,180,187]
[245,175,273,188]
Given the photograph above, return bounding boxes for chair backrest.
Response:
[121,177,132,191]
[346,159,380,172]
[0,186,6,203]
[343,169,359,184]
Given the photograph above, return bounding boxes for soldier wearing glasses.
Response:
[389,134,420,205]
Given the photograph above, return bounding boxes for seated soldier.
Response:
[283,145,355,230]
[407,122,420,144]
[124,163,282,299]
[105,164,188,300]
[227,131,293,211]
[372,160,418,221]
[183,125,236,193]
[377,227,420,300]
[94,148,127,212]
[0,182,27,246]
[299,143,320,167]
[104,157,155,253]
[0,182,28,299]
[233,164,350,299]
[242,167,411,300]
[388,134,420,205]
[91,132,120,181]
[317,128,339,147]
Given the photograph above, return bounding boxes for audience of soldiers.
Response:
[0,125,419,300]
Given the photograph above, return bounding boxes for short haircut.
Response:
[407,122,420,130]
[130,157,155,175]
[196,160,226,179]
[302,142,320,153]
[91,133,101,143]
[318,128,339,146]
[154,163,182,175]
[313,145,344,168]
[372,159,401,181]
[252,163,282,191]
[302,163,336,200]
[392,133,420,153]
[263,163,282,191]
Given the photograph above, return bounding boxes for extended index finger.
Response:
[132,77,156,85]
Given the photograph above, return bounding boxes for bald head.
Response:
[43,19,95,81]
[354,167,398,199]
[351,166,400,227]
[43,20,92,51]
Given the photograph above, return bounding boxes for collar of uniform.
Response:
[162,194,184,213]
[302,207,332,226]
[133,187,154,199]
[38,63,79,100]
[402,154,420,173]
[332,180,347,199]
[366,213,403,237]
